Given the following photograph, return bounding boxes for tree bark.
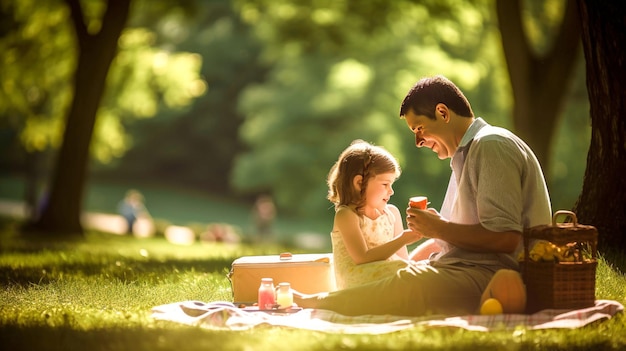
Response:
[574,0,626,252]
[30,0,130,237]
[496,0,581,175]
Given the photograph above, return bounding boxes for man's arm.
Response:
[408,238,441,261]
[406,208,521,253]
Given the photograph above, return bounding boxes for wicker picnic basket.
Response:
[521,210,598,313]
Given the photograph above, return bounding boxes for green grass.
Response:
[1,216,625,351]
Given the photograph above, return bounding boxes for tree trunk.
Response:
[574,0,626,252]
[29,0,130,237]
[496,0,581,175]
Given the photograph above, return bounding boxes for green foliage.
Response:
[0,218,625,350]
[231,0,509,216]
[0,0,205,164]
[227,0,591,220]
[233,0,483,55]
[231,54,368,214]
[96,27,206,162]
[548,58,590,210]
[100,0,267,194]
[522,0,567,55]
[0,0,595,228]
[0,0,74,152]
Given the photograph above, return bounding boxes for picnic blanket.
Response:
[151,299,623,333]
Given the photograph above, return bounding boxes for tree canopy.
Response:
[0,0,598,241]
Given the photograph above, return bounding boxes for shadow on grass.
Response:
[1,318,622,351]
[0,216,243,287]
[0,257,235,287]
[0,323,253,351]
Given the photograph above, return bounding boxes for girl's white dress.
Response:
[331,205,408,289]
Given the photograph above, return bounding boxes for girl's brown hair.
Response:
[327,140,401,212]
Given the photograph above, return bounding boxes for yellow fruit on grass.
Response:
[480,269,527,314]
[480,298,503,315]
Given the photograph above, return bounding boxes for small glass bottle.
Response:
[276,282,293,308]
[258,278,276,310]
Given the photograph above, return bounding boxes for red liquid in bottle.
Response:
[258,278,276,310]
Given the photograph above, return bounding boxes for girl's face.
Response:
[362,172,396,210]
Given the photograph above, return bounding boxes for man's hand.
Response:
[407,206,521,253]
[406,207,447,239]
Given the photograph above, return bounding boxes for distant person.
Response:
[327,140,420,289]
[117,189,147,235]
[252,194,276,241]
[200,223,241,244]
[36,187,49,220]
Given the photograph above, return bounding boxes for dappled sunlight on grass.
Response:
[1,216,625,350]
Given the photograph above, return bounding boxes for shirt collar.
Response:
[458,117,487,149]
[450,117,487,173]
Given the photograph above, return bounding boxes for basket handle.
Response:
[552,210,578,227]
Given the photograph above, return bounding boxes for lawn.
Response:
[1,216,625,351]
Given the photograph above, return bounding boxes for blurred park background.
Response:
[0,0,592,248]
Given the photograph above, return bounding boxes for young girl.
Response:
[327,140,420,289]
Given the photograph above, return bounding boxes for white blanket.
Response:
[151,299,623,334]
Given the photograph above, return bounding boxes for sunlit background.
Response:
[0,0,589,248]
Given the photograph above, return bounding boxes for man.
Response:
[294,75,552,316]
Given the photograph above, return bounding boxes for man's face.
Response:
[403,108,456,160]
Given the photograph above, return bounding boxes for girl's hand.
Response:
[399,228,423,244]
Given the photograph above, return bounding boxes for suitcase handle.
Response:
[279,252,293,260]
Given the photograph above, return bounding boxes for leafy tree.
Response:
[0,0,204,236]
[230,0,591,224]
[230,0,505,218]
[101,0,267,195]
[574,0,626,252]
[29,0,131,237]
[0,0,73,219]
[496,0,581,175]
[0,0,203,171]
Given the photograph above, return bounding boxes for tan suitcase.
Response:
[228,252,336,304]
